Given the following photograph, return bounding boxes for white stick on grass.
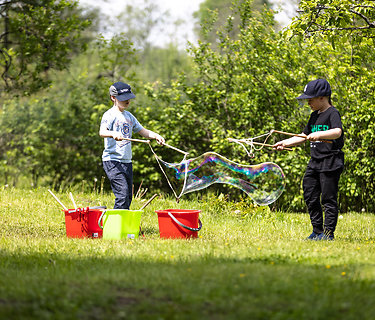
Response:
[48,189,68,210]
[69,192,77,210]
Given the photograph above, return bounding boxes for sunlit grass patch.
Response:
[1,187,375,319]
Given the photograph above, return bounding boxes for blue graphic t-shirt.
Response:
[100,107,144,162]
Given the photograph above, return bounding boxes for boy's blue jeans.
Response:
[103,161,133,209]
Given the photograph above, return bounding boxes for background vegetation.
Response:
[1,2,375,318]
[1,0,374,212]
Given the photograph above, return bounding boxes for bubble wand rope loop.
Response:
[147,141,189,201]
[228,132,293,154]
[228,138,254,157]
[118,137,189,200]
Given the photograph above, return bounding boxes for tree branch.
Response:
[312,22,375,32]
[0,48,12,88]
[297,3,375,35]
[349,8,374,26]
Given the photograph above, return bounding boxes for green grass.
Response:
[1,187,375,319]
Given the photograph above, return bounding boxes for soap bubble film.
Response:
[158,152,285,205]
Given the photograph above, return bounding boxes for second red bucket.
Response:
[155,209,202,239]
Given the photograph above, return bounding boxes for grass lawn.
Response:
[0,187,374,319]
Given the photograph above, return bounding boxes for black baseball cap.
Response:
[109,82,136,101]
[296,79,331,100]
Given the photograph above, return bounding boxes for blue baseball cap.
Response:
[109,82,136,101]
[296,79,331,99]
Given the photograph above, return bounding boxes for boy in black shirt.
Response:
[273,79,344,240]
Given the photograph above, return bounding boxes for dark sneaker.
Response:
[306,232,321,240]
[315,233,334,241]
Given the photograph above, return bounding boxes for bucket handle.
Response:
[167,212,202,232]
[98,210,106,230]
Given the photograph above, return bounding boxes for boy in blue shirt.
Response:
[99,81,165,209]
[274,79,344,240]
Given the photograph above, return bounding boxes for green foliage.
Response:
[0,0,93,94]
[0,0,374,213]
[142,1,375,212]
[143,3,314,211]
[289,0,375,40]
[0,33,195,194]
[0,36,138,189]
[136,44,195,83]
[286,1,375,211]
[94,33,139,81]
[194,0,272,46]
[113,0,168,51]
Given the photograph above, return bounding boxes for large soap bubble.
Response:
[156,152,285,206]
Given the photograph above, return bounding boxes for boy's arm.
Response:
[307,128,342,141]
[99,113,124,141]
[99,127,124,141]
[273,134,307,150]
[138,128,165,145]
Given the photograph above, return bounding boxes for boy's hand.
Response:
[306,132,321,141]
[273,141,287,150]
[112,132,124,141]
[155,134,165,145]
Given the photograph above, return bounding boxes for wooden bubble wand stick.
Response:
[122,137,189,155]
[270,130,332,143]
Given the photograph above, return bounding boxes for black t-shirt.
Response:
[303,106,344,172]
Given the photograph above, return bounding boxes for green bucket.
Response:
[98,209,143,240]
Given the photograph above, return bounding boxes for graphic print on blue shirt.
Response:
[121,123,130,137]
[118,123,131,147]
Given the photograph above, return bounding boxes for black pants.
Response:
[303,167,343,234]
[103,161,133,209]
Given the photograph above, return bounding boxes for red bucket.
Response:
[63,206,106,238]
[155,209,202,239]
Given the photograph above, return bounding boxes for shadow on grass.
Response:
[0,249,374,320]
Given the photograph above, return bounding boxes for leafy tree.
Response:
[0,0,92,95]
[141,2,314,209]
[135,44,194,84]
[0,0,197,192]
[290,0,375,39]
[113,0,168,51]
[143,0,375,212]
[0,35,138,188]
[110,0,195,83]
[193,0,272,46]
[94,33,139,82]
